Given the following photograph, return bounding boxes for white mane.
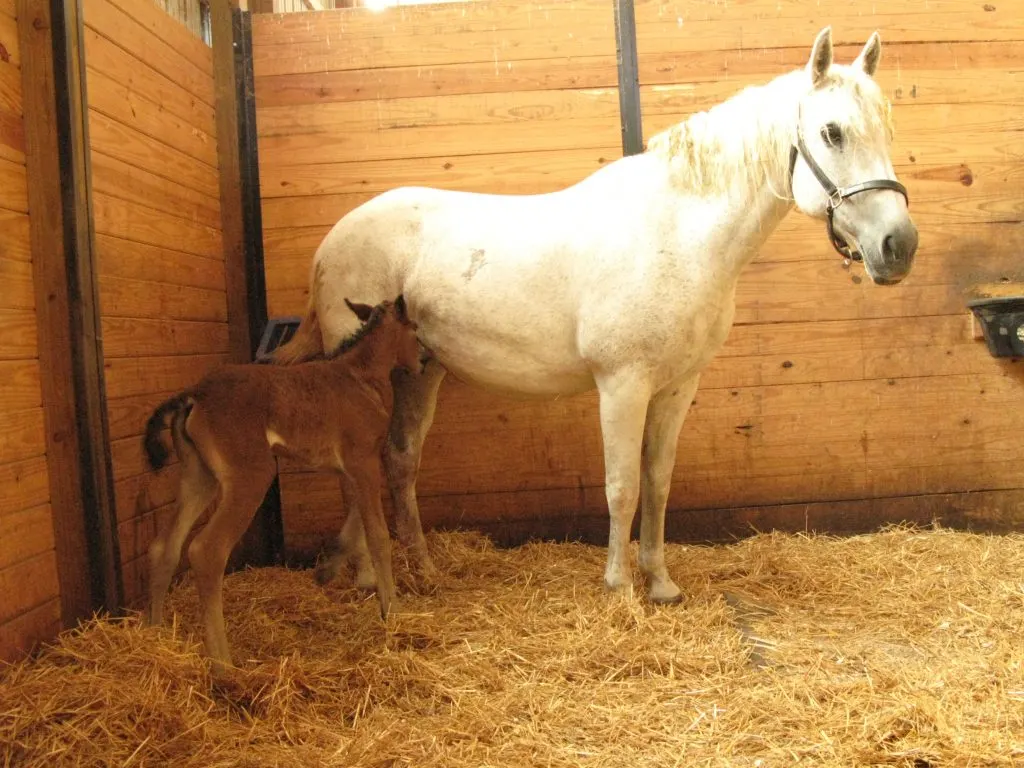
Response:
[645,66,895,198]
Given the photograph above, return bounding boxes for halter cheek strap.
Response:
[789,124,909,263]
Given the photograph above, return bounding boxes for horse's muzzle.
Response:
[866,218,919,285]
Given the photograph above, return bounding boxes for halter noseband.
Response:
[788,116,909,263]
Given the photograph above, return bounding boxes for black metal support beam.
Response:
[613,0,644,156]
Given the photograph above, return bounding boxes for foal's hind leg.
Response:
[188,460,276,669]
[147,455,218,626]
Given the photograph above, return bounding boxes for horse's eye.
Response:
[821,122,844,148]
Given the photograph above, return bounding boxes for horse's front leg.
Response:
[638,374,700,604]
[596,371,653,593]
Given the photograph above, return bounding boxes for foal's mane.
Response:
[645,66,894,197]
[328,305,386,359]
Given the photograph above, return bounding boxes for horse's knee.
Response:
[605,476,640,519]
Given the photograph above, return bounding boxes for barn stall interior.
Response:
[1,0,1022,765]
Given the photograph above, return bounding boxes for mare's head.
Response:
[790,28,918,285]
[342,295,423,374]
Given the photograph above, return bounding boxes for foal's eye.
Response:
[821,122,844,148]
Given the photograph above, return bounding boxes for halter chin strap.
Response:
[788,123,909,263]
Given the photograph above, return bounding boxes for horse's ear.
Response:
[807,26,833,86]
[394,294,408,320]
[854,31,882,77]
[344,298,374,322]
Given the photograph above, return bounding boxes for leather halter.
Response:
[788,121,909,263]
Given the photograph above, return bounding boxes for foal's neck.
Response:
[330,339,396,390]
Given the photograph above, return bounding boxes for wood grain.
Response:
[101,317,230,358]
[95,235,227,291]
[103,353,227,401]
[0,209,29,261]
[107,390,182,442]
[0,155,27,212]
[0,504,55,571]
[86,66,218,167]
[102,0,213,76]
[0,455,48,517]
[0,359,41,411]
[92,191,224,260]
[88,110,220,199]
[90,150,222,230]
[83,25,215,135]
[98,275,227,322]
[0,550,58,623]
[0,406,45,464]
[83,0,214,106]
[0,597,60,661]
[0,11,20,66]
[0,107,24,164]
[0,308,38,360]
[0,255,34,310]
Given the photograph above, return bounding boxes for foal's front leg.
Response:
[638,374,700,603]
[596,371,652,593]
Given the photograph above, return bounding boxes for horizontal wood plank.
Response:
[95,235,227,292]
[86,65,218,168]
[0,407,45,465]
[0,156,27,212]
[92,191,223,260]
[0,106,24,164]
[107,390,182,443]
[0,359,41,411]
[0,307,37,360]
[0,550,59,624]
[0,55,20,119]
[0,209,29,262]
[0,504,55,572]
[0,10,19,67]
[101,317,229,358]
[0,597,61,662]
[0,455,49,517]
[83,25,215,135]
[90,150,222,230]
[83,0,214,107]
[98,275,227,322]
[104,353,228,401]
[103,0,213,77]
[116,464,180,523]
[88,110,220,200]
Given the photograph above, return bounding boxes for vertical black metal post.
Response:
[613,0,644,156]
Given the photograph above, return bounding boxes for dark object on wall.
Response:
[255,317,303,363]
[968,296,1024,358]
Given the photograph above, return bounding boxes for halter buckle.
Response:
[826,188,845,212]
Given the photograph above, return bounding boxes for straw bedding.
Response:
[2,526,1022,767]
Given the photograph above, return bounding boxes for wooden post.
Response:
[18,0,123,623]
[211,0,285,567]
[613,0,643,156]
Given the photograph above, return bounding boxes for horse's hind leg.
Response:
[638,374,699,604]
[314,479,377,591]
[384,360,447,580]
[147,450,218,626]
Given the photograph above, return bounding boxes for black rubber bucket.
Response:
[967,296,1024,358]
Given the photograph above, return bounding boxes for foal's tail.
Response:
[271,299,324,365]
[143,390,199,471]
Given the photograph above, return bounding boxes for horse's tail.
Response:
[143,390,198,471]
[271,298,324,365]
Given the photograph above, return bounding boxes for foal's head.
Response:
[789,28,918,285]
[341,295,423,375]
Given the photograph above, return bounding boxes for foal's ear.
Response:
[394,294,408,320]
[854,31,882,77]
[344,298,374,322]
[807,26,833,86]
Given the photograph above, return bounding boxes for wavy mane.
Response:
[645,66,894,198]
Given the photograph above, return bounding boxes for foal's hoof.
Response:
[314,558,341,586]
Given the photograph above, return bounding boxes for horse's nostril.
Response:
[883,234,897,262]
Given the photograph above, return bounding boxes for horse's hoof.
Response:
[647,580,684,605]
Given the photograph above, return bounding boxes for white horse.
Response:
[275,27,918,604]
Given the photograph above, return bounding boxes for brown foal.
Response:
[142,297,421,668]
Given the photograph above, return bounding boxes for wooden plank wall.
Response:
[254,1,1024,560]
[84,0,228,604]
[0,0,62,660]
